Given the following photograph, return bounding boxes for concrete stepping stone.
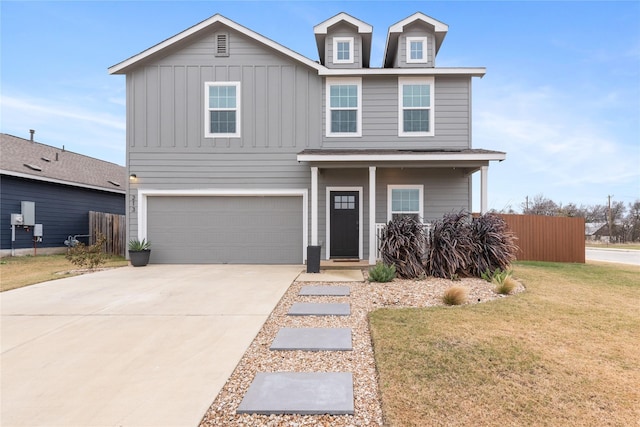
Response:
[287,302,350,316]
[299,285,350,296]
[270,327,352,351]
[236,372,354,415]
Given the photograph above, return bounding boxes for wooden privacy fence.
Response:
[89,211,126,256]
[498,214,585,263]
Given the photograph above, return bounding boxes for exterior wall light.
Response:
[129,174,137,181]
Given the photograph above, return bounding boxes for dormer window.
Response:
[406,36,428,63]
[333,37,354,64]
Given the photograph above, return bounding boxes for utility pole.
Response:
[607,195,614,243]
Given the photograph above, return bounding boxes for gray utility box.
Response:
[11,213,24,226]
[34,224,43,237]
[21,201,35,226]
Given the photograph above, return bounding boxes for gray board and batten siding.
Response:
[120,17,483,263]
[126,25,321,253]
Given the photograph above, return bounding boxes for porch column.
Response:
[369,166,377,265]
[311,166,318,245]
[480,165,488,214]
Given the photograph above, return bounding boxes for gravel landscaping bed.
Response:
[200,272,525,426]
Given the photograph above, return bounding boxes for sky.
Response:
[1,0,639,213]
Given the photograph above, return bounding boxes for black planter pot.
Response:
[129,250,151,267]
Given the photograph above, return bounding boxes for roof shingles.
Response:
[0,133,126,193]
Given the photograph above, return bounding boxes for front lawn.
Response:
[0,254,128,292]
[369,261,640,426]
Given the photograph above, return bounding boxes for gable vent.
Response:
[215,33,229,57]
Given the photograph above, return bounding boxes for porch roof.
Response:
[297,148,506,164]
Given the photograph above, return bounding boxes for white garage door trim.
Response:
[136,188,308,262]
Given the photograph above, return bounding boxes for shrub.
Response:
[480,268,493,282]
[368,262,396,282]
[468,213,518,277]
[65,234,108,270]
[442,286,468,305]
[426,212,519,279]
[425,211,473,278]
[379,216,426,279]
[128,238,151,251]
[494,271,517,295]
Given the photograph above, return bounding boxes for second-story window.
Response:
[326,77,361,137]
[398,77,434,137]
[406,36,428,63]
[333,37,354,64]
[205,82,241,138]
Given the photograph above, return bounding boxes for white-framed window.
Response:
[204,81,241,138]
[326,77,362,137]
[388,185,424,222]
[406,36,428,63]
[333,37,354,64]
[398,77,434,137]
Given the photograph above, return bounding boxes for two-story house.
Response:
[109,12,505,265]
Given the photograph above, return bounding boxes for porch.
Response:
[298,149,505,265]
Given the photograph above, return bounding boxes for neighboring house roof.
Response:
[313,12,373,68]
[109,14,324,75]
[585,222,606,235]
[109,13,485,78]
[384,12,449,68]
[0,133,126,194]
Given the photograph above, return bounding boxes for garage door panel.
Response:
[147,196,303,264]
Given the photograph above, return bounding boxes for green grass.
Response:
[0,254,128,292]
[369,261,640,426]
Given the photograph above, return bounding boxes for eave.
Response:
[1,170,126,194]
[297,149,505,163]
[318,67,486,77]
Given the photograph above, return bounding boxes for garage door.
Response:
[146,196,303,264]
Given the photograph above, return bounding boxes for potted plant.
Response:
[128,238,151,267]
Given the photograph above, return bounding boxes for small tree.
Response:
[66,234,108,270]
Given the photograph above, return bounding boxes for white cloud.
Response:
[1,94,125,131]
[474,83,640,210]
[1,92,126,165]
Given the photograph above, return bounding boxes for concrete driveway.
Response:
[1,264,302,427]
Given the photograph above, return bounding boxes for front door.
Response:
[330,191,359,258]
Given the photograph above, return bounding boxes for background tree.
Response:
[522,194,559,216]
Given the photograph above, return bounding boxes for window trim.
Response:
[325,77,362,137]
[406,36,428,64]
[204,81,241,138]
[398,76,434,137]
[333,37,354,64]
[387,185,424,223]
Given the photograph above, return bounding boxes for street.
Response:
[585,248,640,266]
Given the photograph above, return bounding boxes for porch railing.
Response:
[375,222,431,260]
